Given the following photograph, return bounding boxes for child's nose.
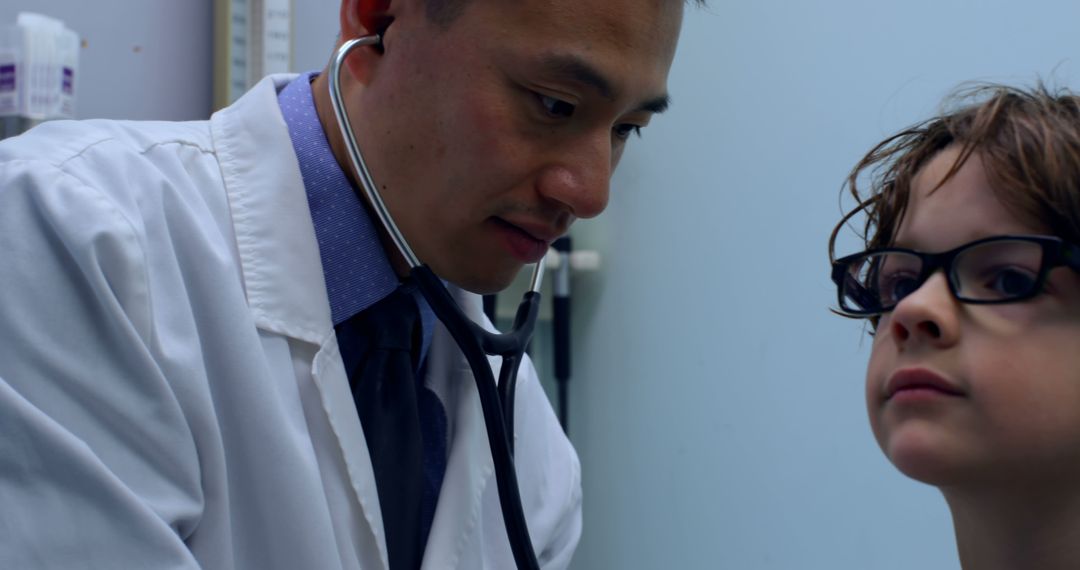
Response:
[887,271,961,349]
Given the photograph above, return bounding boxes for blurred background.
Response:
[4,1,1079,568]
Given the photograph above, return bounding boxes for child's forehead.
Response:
[907,146,994,211]
[893,148,1045,250]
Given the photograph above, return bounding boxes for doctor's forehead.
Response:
[481,0,684,83]
[420,0,687,28]
[505,0,684,47]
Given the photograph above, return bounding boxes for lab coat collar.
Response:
[210,75,500,569]
[209,74,332,347]
[212,75,392,567]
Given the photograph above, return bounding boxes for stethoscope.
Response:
[329,35,543,570]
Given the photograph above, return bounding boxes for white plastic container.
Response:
[0,25,18,117]
[0,13,79,121]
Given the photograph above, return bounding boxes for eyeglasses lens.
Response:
[840,252,920,314]
[839,239,1047,315]
[952,239,1043,301]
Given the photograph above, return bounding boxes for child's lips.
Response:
[884,367,966,401]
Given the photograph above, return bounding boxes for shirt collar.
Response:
[278,72,435,358]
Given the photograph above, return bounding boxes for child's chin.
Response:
[890,455,963,486]
[883,430,971,486]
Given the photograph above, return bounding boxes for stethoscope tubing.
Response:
[329,36,542,570]
[412,267,539,568]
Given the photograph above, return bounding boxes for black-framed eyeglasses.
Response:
[832,235,1080,318]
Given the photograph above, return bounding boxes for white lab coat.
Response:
[0,75,581,570]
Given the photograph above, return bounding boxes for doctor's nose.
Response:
[536,137,611,220]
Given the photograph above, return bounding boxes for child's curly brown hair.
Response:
[830,83,1080,270]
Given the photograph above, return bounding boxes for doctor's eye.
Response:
[538,94,576,119]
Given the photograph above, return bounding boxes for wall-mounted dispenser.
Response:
[0,12,78,139]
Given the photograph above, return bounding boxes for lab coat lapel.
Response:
[209,75,390,569]
[209,75,329,344]
[422,287,498,570]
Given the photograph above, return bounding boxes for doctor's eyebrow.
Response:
[538,53,671,114]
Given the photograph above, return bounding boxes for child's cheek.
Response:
[864,334,895,448]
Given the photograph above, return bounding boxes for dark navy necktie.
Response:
[335,287,425,570]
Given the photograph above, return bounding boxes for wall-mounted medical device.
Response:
[485,242,602,432]
[213,0,292,109]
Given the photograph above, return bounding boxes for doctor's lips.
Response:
[491,217,561,263]
[884,368,966,402]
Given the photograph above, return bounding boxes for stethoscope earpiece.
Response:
[357,0,392,36]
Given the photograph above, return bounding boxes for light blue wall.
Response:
[566,1,1080,569]
[0,1,213,121]
[292,0,340,73]
[0,0,337,122]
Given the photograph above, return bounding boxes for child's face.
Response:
[866,145,1080,487]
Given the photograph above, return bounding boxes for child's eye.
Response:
[983,266,1039,298]
[878,271,922,305]
[613,123,643,141]
[538,94,575,118]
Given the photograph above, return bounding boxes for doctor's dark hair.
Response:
[828,82,1080,269]
[422,0,708,27]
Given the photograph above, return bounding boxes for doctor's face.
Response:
[341,0,683,293]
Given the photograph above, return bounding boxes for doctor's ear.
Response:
[338,0,394,82]
[341,0,394,40]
